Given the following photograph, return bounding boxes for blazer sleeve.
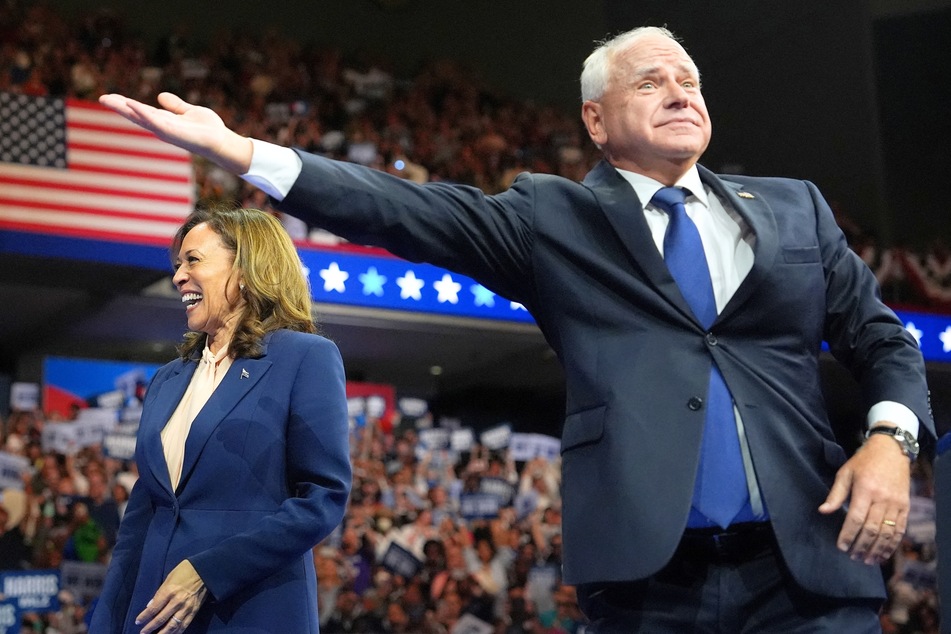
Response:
[88,478,154,632]
[187,336,351,601]
[277,150,536,304]
[813,179,935,442]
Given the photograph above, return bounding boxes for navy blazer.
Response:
[278,153,933,600]
[91,330,351,633]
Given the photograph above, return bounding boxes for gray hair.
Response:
[580,26,683,102]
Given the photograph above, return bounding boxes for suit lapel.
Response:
[697,166,779,323]
[139,359,194,497]
[175,355,272,494]
[584,161,697,323]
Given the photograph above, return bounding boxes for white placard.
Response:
[450,428,474,452]
[509,433,561,462]
[0,452,30,490]
[480,424,512,450]
[9,383,39,411]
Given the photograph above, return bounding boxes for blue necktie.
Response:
[651,186,749,529]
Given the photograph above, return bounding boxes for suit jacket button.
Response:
[688,397,703,411]
[705,333,718,346]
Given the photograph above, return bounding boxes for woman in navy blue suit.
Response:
[91,207,351,633]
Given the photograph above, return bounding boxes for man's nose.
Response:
[665,83,691,107]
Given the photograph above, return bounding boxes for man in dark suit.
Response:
[101,25,932,632]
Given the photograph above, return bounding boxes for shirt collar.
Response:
[201,341,230,365]
[614,165,709,210]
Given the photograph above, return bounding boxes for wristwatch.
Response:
[865,425,920,462]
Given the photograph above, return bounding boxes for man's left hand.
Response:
[818,433,912,565]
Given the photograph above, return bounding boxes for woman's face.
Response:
[172,222,244,349]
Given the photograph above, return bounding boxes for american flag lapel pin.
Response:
[737,191,755,199]
[240,368,250,380]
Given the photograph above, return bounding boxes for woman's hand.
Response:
[135,559,208,633]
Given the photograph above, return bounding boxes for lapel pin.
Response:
[737,191,755,199]
[240,368,250,379]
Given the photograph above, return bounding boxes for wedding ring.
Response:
[882,519,897,527]
[172,616,183,625]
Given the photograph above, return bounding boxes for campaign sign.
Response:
[509,433,561,462]
[459,493,501,520]
[102,433,137,461]
[419,427,451,451]
[0,598,18,634]
[480,424,512,451]
[9,382,39,411]
[380,542,423,579]
[41,423,79,456]
[60,561,108,603]
[0,570,60,613]
[450,428,474,452]
[479,477,515,506]
[0,452,30,490]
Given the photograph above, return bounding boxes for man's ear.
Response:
[581,100,606,148]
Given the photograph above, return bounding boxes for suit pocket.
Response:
[782,246,820,264]
[561,405,606,452]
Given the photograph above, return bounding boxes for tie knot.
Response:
[650,186,687,215]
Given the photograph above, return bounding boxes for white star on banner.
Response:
[359,267,387,296]
[940,326,951,353]
[905,321,923,346]
[396,270,425,300]
[319,262,349,293]
[433,274,461,304]
[471,284,495,307]
[510,301,527,311]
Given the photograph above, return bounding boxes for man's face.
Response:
[583,33,711,178]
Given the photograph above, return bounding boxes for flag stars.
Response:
[359,267,387,296]
[396,270,425,300]
[471,284,495,307]
[433,274,462,304]
[905,321,923,346]
[319,262,349,293]
[940,326,951,353]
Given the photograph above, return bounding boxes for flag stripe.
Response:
[68,148,193,178]
[0,192,191,222]
[0,205,183,237]
[0,163,192,197]
[0,173,192,204]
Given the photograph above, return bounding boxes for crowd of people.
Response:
[0,2,946,632]
[0,403,941,633]
[2,405,592,633]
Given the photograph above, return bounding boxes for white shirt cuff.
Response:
[241,138,303,201]
[867,400,919,438]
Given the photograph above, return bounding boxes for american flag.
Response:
[0,92,194,245]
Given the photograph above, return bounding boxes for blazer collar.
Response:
[697,165,779,323]
[176,355,271,493]
[585,160,778,327]
[138,337,275,497]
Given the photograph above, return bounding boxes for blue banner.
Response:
[0,570,60,613]
[6,230,951,347]
[0,598,18,634]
